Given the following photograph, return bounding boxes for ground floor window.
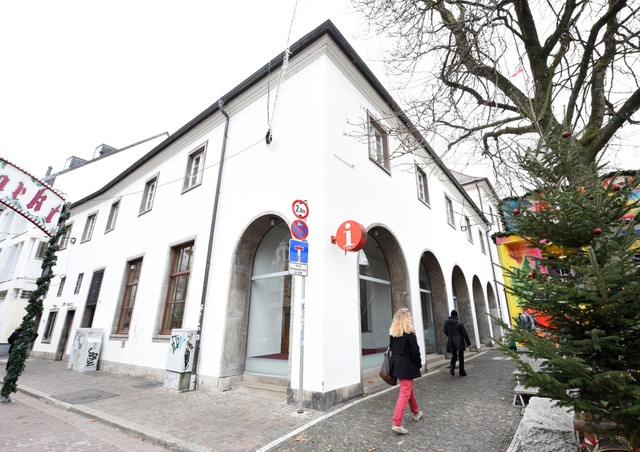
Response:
[359,233,393,370]
[245,225,291,377]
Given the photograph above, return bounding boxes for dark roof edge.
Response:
[71,20,487,223]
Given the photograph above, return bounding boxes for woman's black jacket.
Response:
[389,332,422,380]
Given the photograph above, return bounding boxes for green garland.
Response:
[1,207,70,401]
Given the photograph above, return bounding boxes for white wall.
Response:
[33,34,503,402]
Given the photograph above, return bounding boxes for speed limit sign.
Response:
[292,199,309,219]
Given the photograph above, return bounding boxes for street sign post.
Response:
[290,200,309,414]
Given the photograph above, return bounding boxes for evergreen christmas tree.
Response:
[498,133,640,448]
[1,209,69,402]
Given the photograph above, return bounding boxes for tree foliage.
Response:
[496,159,640,445]
[351,0,640,191]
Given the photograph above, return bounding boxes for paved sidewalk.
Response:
[1,349,522,451]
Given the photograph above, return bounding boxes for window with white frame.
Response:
[58,222,73,249]
[465,216,473,242]
[478,230,486,254]
[368,115,390,172]
[74,273,84,294]
[42,311,58,342]
[81,213,97,242]
[445,197,455,228]
[416,166,430,205]
[35,241,47,260]
[139,175,158,214]
[116,258,143,334]
[183,147,205,191]
[105,200,120,233]
[161,242,194,334]
[0,290,7,301]
[57,276,66,297]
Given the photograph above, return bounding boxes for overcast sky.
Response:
[0,0,389,178]
[1,1,637,187]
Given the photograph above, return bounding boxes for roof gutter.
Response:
[191,99,230,389]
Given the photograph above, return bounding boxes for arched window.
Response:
[245,225,292,377]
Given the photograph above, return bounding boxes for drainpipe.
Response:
[191,99,230,390]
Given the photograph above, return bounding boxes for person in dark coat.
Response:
[6,325,23,370]
[388,308,424,435]
[443,310,471,376]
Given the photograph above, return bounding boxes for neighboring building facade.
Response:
[31,21,507,410]
[0,134,167,344]
[450,170,508,340]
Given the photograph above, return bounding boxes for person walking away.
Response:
[389,308,424,435]
[5,326,23,370]
[443,310,471,376]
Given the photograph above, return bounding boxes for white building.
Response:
[31,21,508,410]
[0,133,167,344]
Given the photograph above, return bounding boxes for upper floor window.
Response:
[478,230,486,254]
[74,273,84,294]
[81,213,97,242]
[105,200,120,233]
[416,166,430,205]
[58,222,73,250]
[35,241,48,260]
[183,147,205,191]
[161,242,194,334]
[116,259,143,334]
[139,175,158,214]
[368,115,390,173]
[465,217,473,242]
[445,197,455,228]
[57,276,66,297]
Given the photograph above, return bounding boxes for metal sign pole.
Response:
[298,275,306,413]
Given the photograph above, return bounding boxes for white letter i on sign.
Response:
[342,222,353,247]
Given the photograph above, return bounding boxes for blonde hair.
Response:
[389,308,415,337]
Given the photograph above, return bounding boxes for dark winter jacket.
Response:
[7,328,22,354]
[443,316,471,352]
[388,332,422,380]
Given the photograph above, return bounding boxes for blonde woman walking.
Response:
[389,307,424,435]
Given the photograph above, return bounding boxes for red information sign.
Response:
[335,220,367,251]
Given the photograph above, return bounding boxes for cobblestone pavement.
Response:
[1,349,521,451]
[267,350,522,452]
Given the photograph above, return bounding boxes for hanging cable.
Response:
[265,0,299,146]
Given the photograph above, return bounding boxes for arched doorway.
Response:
[486,283,503,342]
[451,266,476,349]
[358,231,393,370]
[472,276,491,347]
[358,227,410,371]
[244,224,292,376]
[419,252,448,355]
[219,215,290,386]
[418,261,436,354]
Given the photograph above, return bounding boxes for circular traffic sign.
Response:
[292,199,309,219]
[290,220,309,240]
